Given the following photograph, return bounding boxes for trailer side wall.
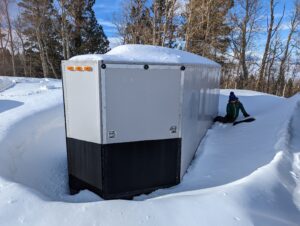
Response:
[180,66,220,177]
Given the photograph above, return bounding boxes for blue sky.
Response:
[94,0,122,39]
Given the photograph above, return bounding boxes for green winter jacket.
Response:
[226,101,249,121]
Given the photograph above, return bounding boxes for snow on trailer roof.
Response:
[69,44,220,67]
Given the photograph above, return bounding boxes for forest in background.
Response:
[0,0,109,79]
[0,0,300,97]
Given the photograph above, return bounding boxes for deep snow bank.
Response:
[0,77,299,226]
[0,77,99,203]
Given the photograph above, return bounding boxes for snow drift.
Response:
[0,76,299,226]
[0,77,15,92]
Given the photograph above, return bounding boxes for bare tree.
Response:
[151,0,179,47]
[0,13,6,75]
[184,0,192,51]
[18,0,56,78]
[185,0,233,62]
[112,0,135,45]
[115,0,153,45]
[14,16,28,76]
[35,1,50,78]
[0,0,16,76]
[277,0,300,96]
[162,0,177,47]
[230,0,260,89]
[266,34,283,94]
[152,0,162,45]
[57,0,71,60]
[256,0,284,92]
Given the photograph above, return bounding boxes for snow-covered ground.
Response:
[0,76,299,226]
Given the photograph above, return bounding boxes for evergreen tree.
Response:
[68,0,109,55]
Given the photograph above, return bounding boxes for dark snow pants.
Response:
[213,116,235,124]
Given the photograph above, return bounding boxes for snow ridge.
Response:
[281,98,300,210]
[0,77,15,92]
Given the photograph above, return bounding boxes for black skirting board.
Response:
[66,137,181,199]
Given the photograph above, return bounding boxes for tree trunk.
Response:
[18,33,28,76]
[0,25,5,75]
[162,0,177,46]
[239,0,250,89]
[277,10,298,96]
[36,28,49,78]
[185,0,194,51]
[162,0,169,46]
[152,1,157,45]
[45,46,58,78]
[266,52,275,93]
[167,0,177,47]
[59,0,71,59]
[256,0,275,92]
[204,0,212,52]
[3,0,16,76]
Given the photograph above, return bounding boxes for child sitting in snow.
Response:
[214,91,250,123]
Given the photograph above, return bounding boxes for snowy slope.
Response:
[0,77,299,226]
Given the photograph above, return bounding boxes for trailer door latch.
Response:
[170,126,177,134]
[108,131,116,138]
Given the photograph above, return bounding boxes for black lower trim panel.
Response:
[66,138,181,199]
[67,138,102,190]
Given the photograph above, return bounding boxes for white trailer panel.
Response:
[62,61,101,144]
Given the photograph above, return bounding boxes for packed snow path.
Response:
[0,77,299,226]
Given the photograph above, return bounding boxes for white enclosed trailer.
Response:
[62,45,220,199]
